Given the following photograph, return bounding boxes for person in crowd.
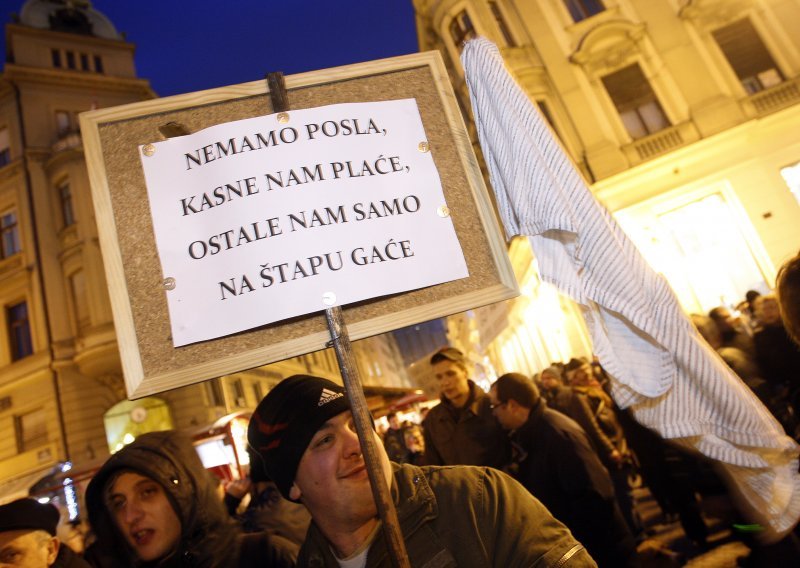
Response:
[753,293,800,399]
[422,347,509,468]
[562,358,640,534]
[224,450,310,545]
[562,359,628,468]
[736,290,762,331]
[489,373,638,567]
[708,306,755,357]
[539,365,573,416]
[0,498,90,568]
[401,423,426,466]
[84,430,296,568]
[777,251,800,345]
[381,412,410,464]
[691,314,770,403]
[247,374,597,567]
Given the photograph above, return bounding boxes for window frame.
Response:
[57,180,76,228]
[1,210,21,260]
[0,126,11,167]
[601,62,671,140]
[711,17,784,95]
[15,407,48,453]
[564,0,605,23]
[7,300,33,361]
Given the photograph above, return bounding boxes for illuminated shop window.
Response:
[104,398,174,454]
[780,161,800,206]
[616,192,768,313]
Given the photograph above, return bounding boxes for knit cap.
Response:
[247,375,350,500]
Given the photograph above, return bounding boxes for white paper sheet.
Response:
[139,99,469,346]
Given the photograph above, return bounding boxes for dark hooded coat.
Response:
[84,430,295,568]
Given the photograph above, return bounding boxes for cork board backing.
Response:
[80,51,517,398]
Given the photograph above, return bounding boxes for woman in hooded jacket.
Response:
[83,430,295,568]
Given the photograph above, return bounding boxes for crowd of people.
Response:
[3,251,800,566]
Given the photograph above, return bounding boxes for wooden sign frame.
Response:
[80,51,518,398]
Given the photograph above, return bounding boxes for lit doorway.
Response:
[615,183,774,314]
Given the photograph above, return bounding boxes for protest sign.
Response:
[140,99,468,346]
[81,51,517,397]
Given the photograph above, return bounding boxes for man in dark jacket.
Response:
[490,373,638,567]
[84,430,295,568]
[422,347,509,467]
[0,498,90,568]
[248,374,597,567]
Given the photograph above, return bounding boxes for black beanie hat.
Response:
[0,498,60,536]
[247,375,350,500]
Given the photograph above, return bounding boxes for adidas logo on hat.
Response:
[318,388,344,406]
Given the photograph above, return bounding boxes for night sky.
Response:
[1,0,420,97]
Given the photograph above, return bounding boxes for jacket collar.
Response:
[439,380,483,416]
[301,464,438,565]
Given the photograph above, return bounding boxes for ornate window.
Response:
[0,127,10,167]
[488,2,516,47]
[205,378,225,407]
[16,408,47,452]
[1,211,20,259]
[601,64,670,139]
[7,301,33,361]
[69,270,89,330]
[564,0,605,22]
[449,10,477,52]
[232,378,246,407]
[712,18,783,94]
[58,181,75,227]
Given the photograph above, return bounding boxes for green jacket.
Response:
[297,463,597,567]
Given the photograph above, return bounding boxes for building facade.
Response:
[0,0,411,507]
[414,0,800,374]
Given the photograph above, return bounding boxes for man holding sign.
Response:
[248,375,596,567]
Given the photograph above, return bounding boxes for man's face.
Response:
[289,412,391,531]
[0,530,57,568]
[388,415,400,430]
[432,360,471,406]
[567,363,594,387]
[757,298,782,326]
[488,386,516,431]
[540,371,559,390]
[713,308,735,332]
[108,472,181,562]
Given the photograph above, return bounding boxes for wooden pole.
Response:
[325,306,411,568]
[266,72,410,568]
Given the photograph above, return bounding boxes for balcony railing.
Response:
[52,130,82,153]
[743,76,800,117]
[620,121,700,166]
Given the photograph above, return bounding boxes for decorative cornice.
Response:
[2,63,155,97]
[570,20,647,74]
[678,0,754,29]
